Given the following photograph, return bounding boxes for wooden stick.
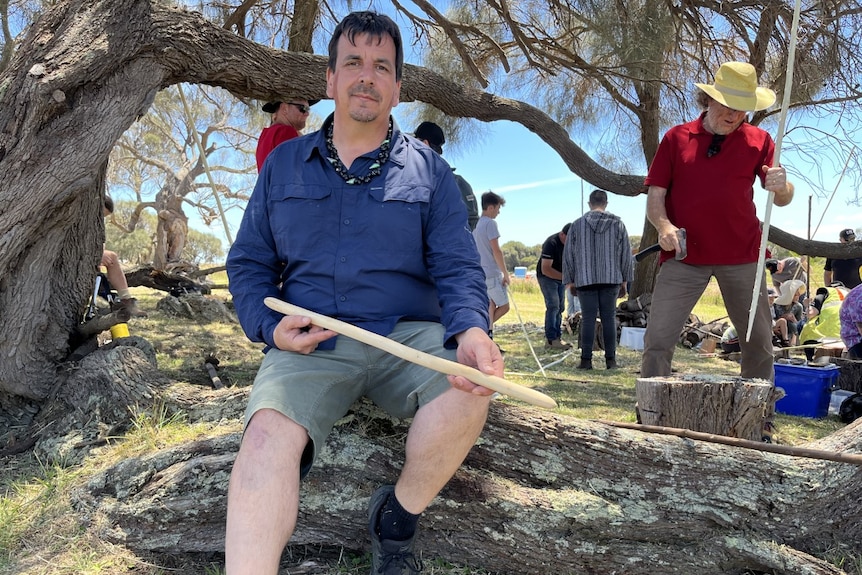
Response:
[264,298,558,409]
[746,0,803,342]
[596,419,862,465]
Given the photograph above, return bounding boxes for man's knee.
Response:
[101,250,118,266]
[242,409,308,456]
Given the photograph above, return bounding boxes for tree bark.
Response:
[73,395,861,575]
[635,375,776,441]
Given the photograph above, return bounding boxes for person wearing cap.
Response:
[414,121,479,230]
[767,287,791,347]
[773,280,805,345]
[641,61,795,382]
[764,256,808,296]
[255,97,318,171]
[824,228,862,289]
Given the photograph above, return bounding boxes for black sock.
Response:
[377,491,420,542]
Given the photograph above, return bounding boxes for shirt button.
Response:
[343,219,350,225]
[340,296,347,302]
[340,256,346,262]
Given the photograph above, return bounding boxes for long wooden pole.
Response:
[263,298,558,409]
[746,0,803,342]
[596,420,862,465]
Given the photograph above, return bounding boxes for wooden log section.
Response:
[636,374,776,441]
[833,357,862,393]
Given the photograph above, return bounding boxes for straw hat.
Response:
[695,62,776,112]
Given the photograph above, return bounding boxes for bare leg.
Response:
[225,409,308,575]
[394,388,491,514]
[492,302,510,323]
[774,318,789,341]
[101,249,130,295]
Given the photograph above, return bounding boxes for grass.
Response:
[0,276,856,575]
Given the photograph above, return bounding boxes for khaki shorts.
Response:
[244,321,455,478]
[485,275,509,306]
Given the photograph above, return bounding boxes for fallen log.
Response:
[72,396,862,575]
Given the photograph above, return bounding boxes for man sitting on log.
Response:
[224,11,499,575]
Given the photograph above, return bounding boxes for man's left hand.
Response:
[763,165,794,206]
[448,327,503,396]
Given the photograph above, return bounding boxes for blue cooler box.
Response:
[774,363,840,418]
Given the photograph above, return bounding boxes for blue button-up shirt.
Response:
[227,115,489,351]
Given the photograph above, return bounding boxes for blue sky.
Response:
[438,117,860,248]
[224,98,857,250]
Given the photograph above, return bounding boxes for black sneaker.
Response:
[368,486,423,575]
[606,358,618,370]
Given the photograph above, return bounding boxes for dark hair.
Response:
[481,191,505,209]
[103,195,114,214]
[588,189,608,206]
[327,11,403,81]
[764,259,778,274]
[562,223,571,234]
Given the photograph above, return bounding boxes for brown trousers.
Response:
[641,259,774,381]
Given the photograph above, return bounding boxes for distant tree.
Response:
[183,228,225,265]
[105,201,157,265]
[502,241,540,271]
[106,84,257,269]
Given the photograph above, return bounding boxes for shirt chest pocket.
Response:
[269,184,333,249]
[365,184,432,251]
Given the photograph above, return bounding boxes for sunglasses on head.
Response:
[287,102,310,114]
[707,133,726,158]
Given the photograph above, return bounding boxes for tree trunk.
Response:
[71,392,861,575]
[632,222,659,297]
[834,358,862,394]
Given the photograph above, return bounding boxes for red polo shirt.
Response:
[256,124,300,172]
[645,114,774,265]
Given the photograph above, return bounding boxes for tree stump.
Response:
[834,357,862,393]
[636,374,775,441]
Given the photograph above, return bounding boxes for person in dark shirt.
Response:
[225,12,499,575]
[536,223,572,350]
[824,228,862,289]
[414,121,479,230]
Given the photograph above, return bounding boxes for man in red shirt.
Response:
[255,98,318,171]
[641,62,794,381]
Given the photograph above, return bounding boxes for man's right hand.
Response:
[272,315,337,354]
[657,225,683,253]
[449,327,503,396]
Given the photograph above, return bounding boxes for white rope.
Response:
[507,285,547,377]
